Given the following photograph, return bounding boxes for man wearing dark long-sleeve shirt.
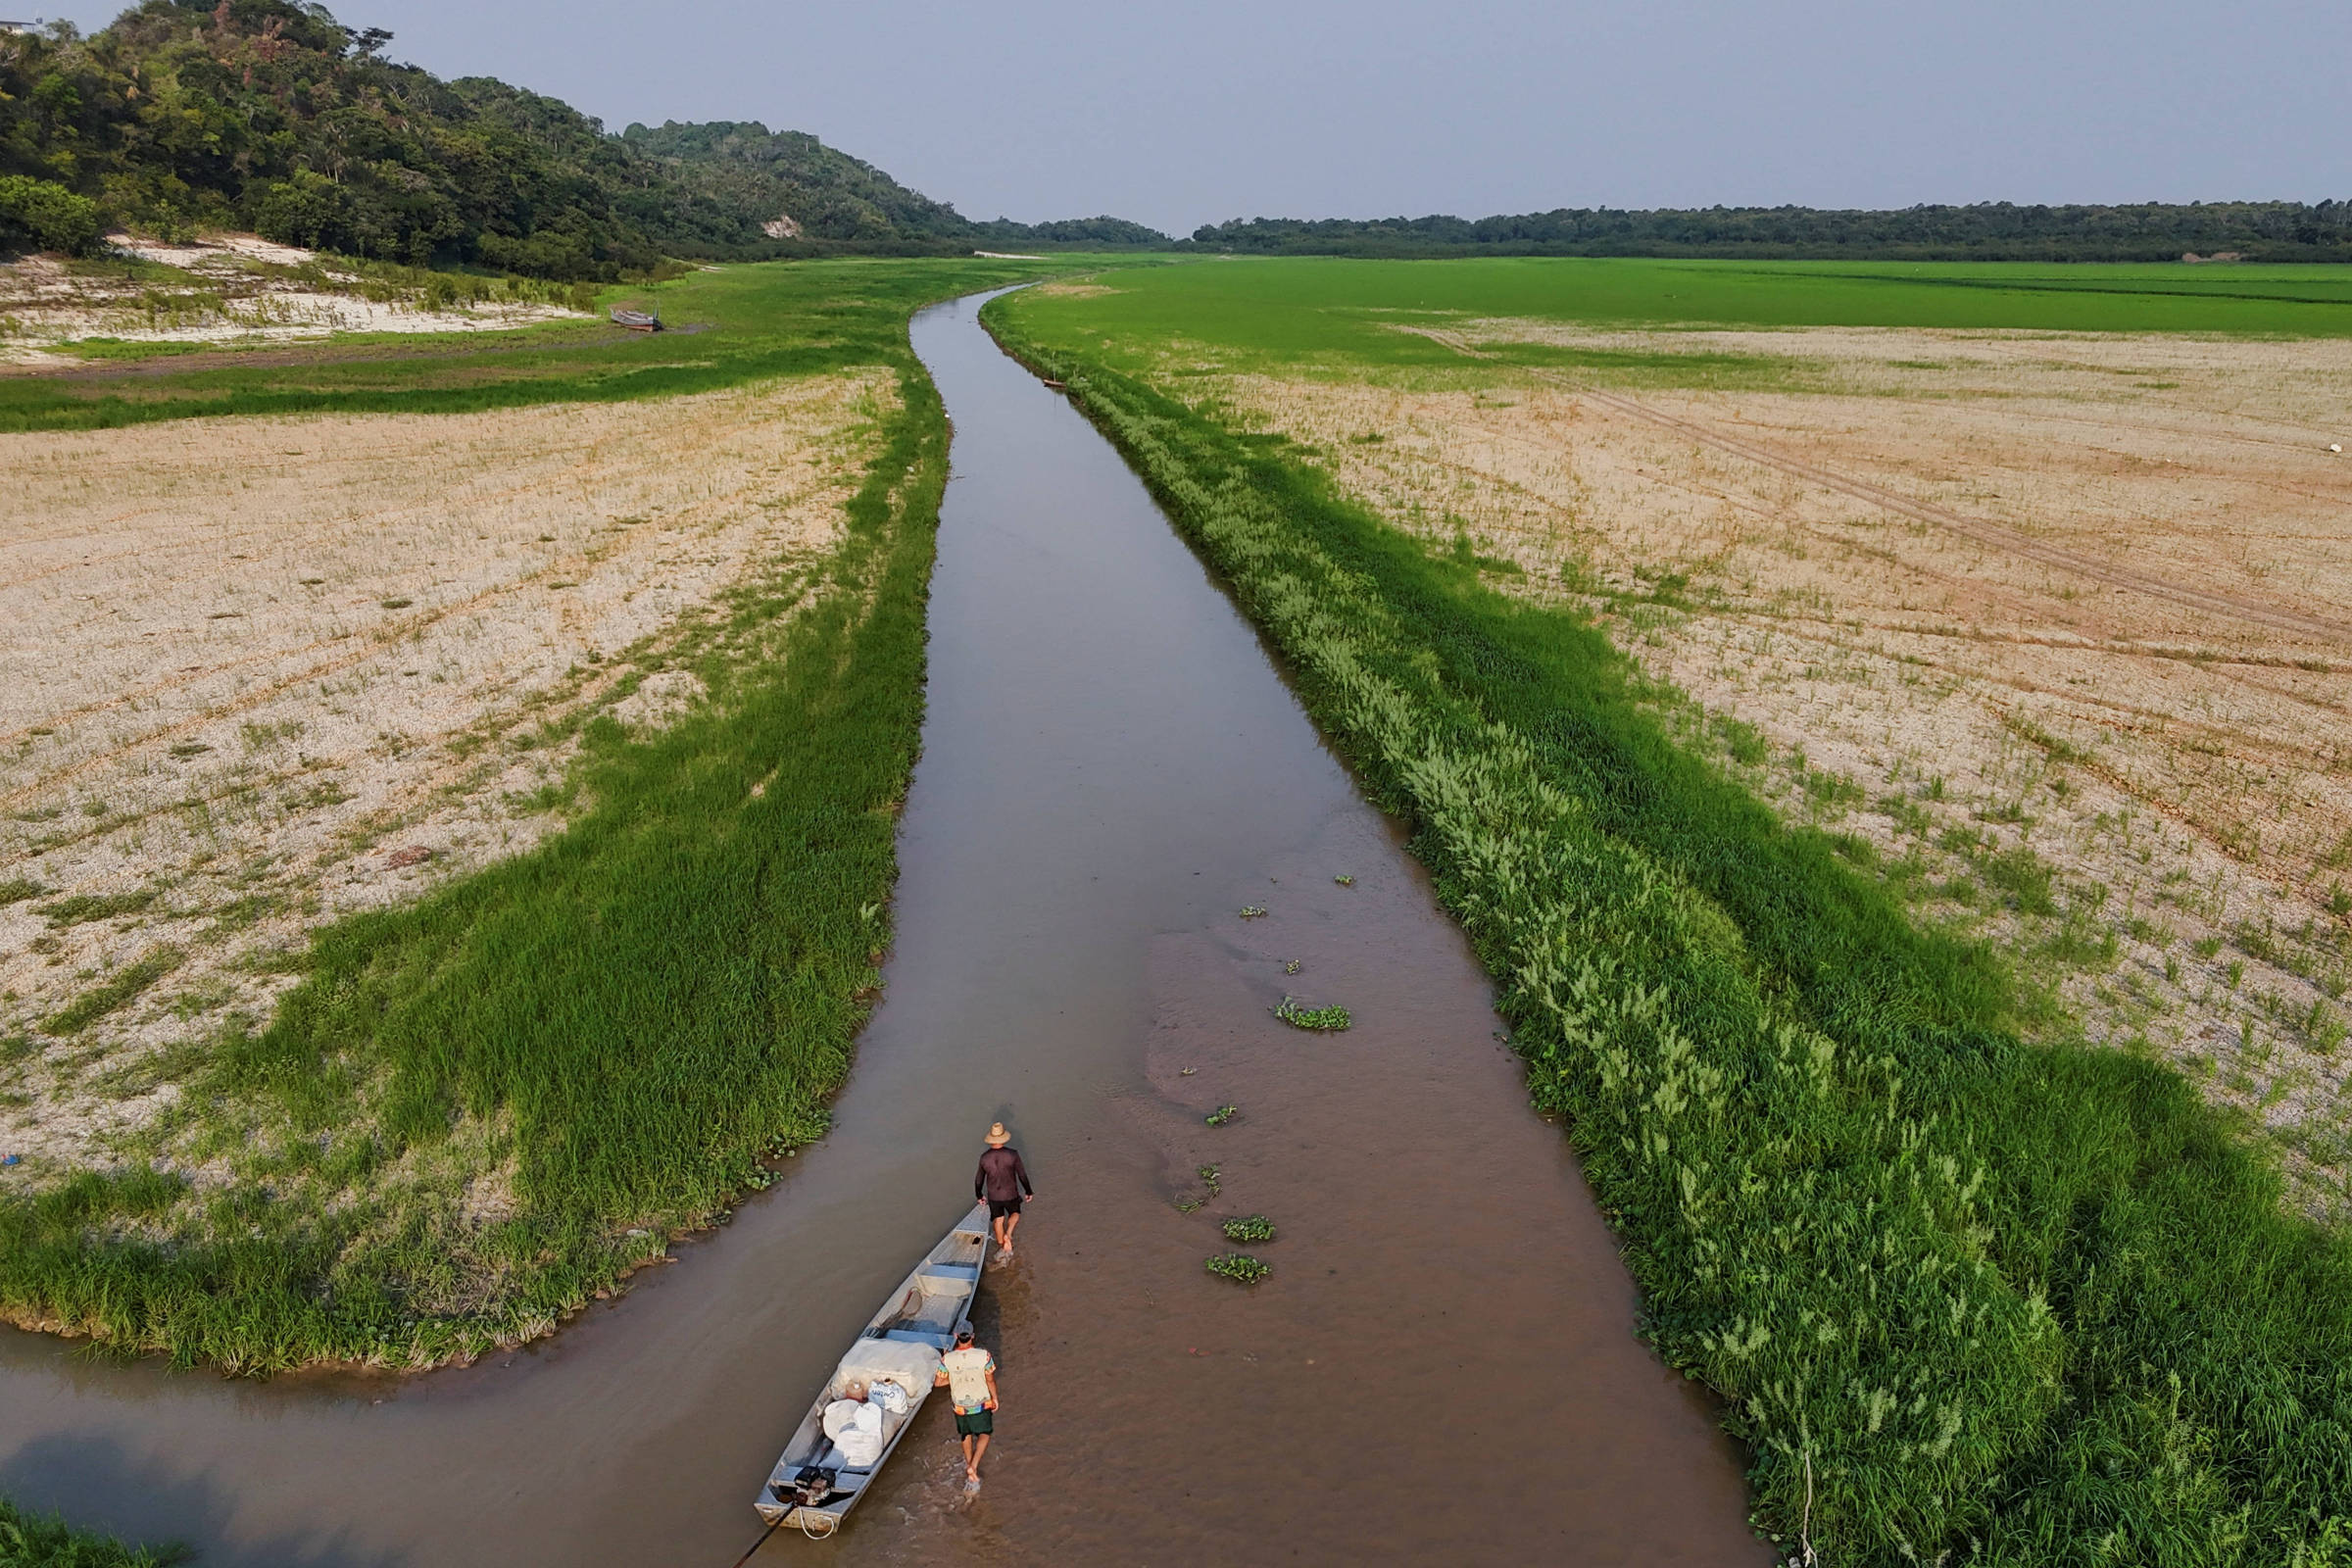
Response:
[975,1121,1036,1258]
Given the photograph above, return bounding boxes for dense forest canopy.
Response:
[0,0,1165,274]
[619,120,1164,252]
[1186,203,2352,262]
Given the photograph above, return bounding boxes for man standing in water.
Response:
[975,1121,1035,1258]
[936,1324,999,1494]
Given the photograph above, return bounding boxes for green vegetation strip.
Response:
[988,291,2352,1563]
[0,257,1074,434]
[0,261,1042,1373]
[0,1495,180,1567]
[1008,258,2352,379]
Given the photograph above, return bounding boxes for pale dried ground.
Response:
[0,370,893,1191]
[1169,322,2352,1212]
[0,232,581,363]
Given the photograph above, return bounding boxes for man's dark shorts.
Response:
[987,1198,1022,1221]
[956,1408,994,1438]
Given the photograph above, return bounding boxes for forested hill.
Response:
[1185,203,2352,262]
[0,0,1164,275]
[619,121,1164,252]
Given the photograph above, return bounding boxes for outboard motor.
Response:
[771,1466,839,1511]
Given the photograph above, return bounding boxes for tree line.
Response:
[0,0,1165,275]
[1183,203,2352,262]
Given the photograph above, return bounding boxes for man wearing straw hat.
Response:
[974,1122,1036,1257]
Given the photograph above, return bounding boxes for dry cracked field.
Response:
[1188,321,2352,1209]
[0,370,891,1178]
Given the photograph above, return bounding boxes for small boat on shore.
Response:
[610,307,662,331]
[754,1202,991,1538]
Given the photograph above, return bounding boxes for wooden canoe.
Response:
[753,1201,991,1538]
[610,308,661,331]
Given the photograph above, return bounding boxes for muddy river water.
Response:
[0,294,1766,1565]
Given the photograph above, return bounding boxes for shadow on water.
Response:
[0,1432,397,1568]
[0,291,1767,1566]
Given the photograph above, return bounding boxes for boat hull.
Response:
[754,1201,992,1536]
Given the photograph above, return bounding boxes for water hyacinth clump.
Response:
[986,302,2352,1564]
[1273,996,1350,1031]
[1204,1104,1239,1127]
[1221,1213,1276,1244]
[1238,905,1268,919]
[1205,1252,1271,1284]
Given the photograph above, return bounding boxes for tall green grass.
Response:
[0,1497,181,1567]
[0,262,1019,1372]
[986,296,2352,1565]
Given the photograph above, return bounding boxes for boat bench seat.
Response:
[880,1328,952,1348]
[916,1263,979,1297]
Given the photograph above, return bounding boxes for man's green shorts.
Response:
[955,1408,994,1438]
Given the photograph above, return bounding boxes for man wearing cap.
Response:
[935,1324,999,1492]
[974,1122,1035,1258]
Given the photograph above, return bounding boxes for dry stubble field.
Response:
[1191,320,2352,1207]
[0,370,890,1179]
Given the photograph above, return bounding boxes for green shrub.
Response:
[253,170,355,253]
[0,175,102,256]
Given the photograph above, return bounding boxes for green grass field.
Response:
[1023,257,2352,382]
[0,256,1082,1371]
[0,257,1075,433]
[990,262,2352,1565]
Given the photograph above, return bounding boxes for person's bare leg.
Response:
[961,1434,976,1478]
[968,1432,991,1478]
[991,1213,1011,1250]
[1002,1209,1020,1253]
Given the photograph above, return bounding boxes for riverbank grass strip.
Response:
[0,266,1042,1374]
[986,292,2352,1564]
[0,1496,183,1567]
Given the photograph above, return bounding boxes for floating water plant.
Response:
[1197,1163,1221,1197]
[1238,906,1267,919]
[1283,958,1301,974]
[1221,1214,1276,1244]
[1273,996,1350,1031]
[1205,1253,1270,1285]
[1204,1103,1238,1127]
[1334,874,1353,886]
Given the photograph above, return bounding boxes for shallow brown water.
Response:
[0,292,1764,1566]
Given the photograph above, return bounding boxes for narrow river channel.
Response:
[0,293,1765,1566]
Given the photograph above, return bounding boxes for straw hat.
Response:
[985,1122,1011,1147]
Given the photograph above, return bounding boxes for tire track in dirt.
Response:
[1417,328,2352,647]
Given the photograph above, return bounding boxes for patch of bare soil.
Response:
[0,233,584,360]
[0,370,891,1178]
[1186,324,2352,1212]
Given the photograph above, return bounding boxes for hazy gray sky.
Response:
[42,0,2352,235]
